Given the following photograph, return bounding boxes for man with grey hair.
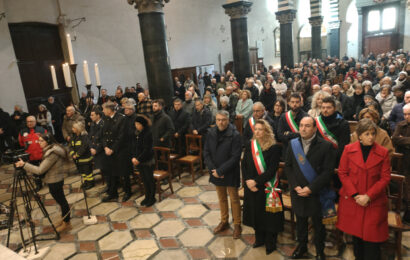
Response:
[389,90,410,131]
[204,110,242,239]
[243,102,275,145]
[62,106,85,142]
[246,78,259,103]
[392,103,410,223]
[225,86,239,109]
[183,91,195,115]
[332,84,353,119]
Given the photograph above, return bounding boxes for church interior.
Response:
[1,0,410,259]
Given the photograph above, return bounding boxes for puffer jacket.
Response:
[62,112,85,140]
[23,144,67,184]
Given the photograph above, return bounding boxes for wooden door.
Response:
[8,23,72,114]
[363,34,398,56]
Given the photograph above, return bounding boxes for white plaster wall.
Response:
[404,8,410,51]
[345,0,359,58]
[0,0,27,113]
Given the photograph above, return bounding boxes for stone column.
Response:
[128,0,173,106]
[223,1,252,86]
[309,16,323,59]
[275,10,296,68]
[328,21,341,58]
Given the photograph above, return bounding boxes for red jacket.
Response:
[336,141,390,242]
[18,126,47,161]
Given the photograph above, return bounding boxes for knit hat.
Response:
[399,71,408,77]
[135,115,148,128]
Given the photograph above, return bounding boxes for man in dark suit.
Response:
[168,98,190,154]
[277,93,307,154]
[285,116,336,260]
[101,101,127,202]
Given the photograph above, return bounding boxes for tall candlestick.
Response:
[50,65,59,90]
[83,60,91,85]
[62,63,72,87]
[94,63,101,86]
[66,34,75,64]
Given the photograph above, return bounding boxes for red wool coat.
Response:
[336,141,390,243]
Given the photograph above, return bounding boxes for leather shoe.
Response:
[233,224,242,239]
[316,252,326,260]
[213,222,229,234]
[266,245,276,255]
[122,193,132,202]
[102,195,118,202]
[291,244,308,259]
[140,197,149,206]
[145,199,156,207]
[252,242,264,248]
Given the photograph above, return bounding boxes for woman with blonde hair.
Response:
[242,119,283,255]
[308,91,331,117]
[235,89,254,126]
[69,121,94,189]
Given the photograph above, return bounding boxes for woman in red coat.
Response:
[337,118,390,260]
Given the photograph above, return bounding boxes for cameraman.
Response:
[15,132,71,233]
[18,116,47,191]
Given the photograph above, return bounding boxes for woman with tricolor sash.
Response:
[242,119,284,255]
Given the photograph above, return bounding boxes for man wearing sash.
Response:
[285,116,336,260]
[243,102,275,145]
[278,93,307,154]
[316,97,350,165]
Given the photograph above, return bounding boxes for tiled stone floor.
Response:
[1,163,410,259]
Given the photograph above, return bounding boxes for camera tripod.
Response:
[6,165,59,254]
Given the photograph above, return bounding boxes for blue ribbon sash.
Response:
[290,138,337,224]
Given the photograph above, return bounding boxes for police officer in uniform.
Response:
[101,101,129,202]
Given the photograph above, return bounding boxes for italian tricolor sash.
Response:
[285,111,299,133]
[251,139,283,213]
[249,117,256,132]
[315,116,338,149]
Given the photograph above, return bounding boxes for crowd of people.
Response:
[1,49,410,259]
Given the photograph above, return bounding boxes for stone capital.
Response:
[222,1,252,19]
[309,16,323,27]
[275,10,296,24]
[127,0,169,13]
[328,20,341,30]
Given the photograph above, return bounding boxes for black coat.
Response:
[248,86,260,103]
[132,127,154,163]
[277,110,307,155]
[191,107,212,136]
[204,124,242,187]
[285,135,336,217]
[89,119,104,169]
[336,93,354,120]
[316,112,350,164]
[168,108,190,136]
[102,112,128,176]
[259,88,277,112]
[152,110,175,148]
[242,143,284,232]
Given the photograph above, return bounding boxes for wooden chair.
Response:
[153,147,174,202]
[277,162,296,240]
[385,173,410,260]
[170,137,182,180]
[176,134,204,182]
[234,116,244,135]
[348,121,358,133]
[391,152,404,175]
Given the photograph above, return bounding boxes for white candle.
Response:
[94,63,101,86]
[83,60,91,85]
[50,65,59,90]
[66,34,75,64]
[62,63,72,87]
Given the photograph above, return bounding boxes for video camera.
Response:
[2,149,30,164]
